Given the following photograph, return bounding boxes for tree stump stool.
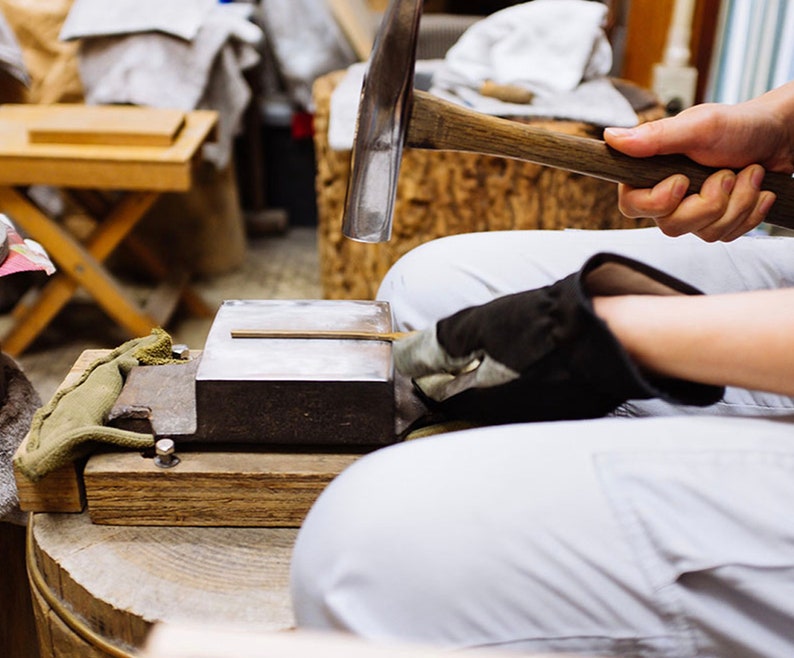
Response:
[27,512,296,657]
[313,70,660,300]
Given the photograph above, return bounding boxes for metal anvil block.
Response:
[194,299,396,448]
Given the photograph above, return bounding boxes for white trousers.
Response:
[291,229,794,657]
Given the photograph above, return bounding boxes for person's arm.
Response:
[604,81,794,242]
[594,288,794,396]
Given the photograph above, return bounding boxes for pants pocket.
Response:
[596,450,794,658]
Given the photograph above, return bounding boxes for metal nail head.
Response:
[154,437,180,468]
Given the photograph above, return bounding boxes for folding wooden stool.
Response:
[0,104,218,356]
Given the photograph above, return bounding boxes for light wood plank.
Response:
[14,451,85,513]
[27,104,186,147]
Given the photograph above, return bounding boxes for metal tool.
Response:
[343,0,794,243]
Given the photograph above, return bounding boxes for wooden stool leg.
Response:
[123,234,214,319]
[68,190,214,321]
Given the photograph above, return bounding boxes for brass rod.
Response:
[230,329,412,342]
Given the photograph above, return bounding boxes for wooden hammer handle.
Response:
[231,329,413,342]
[407,90,794,230]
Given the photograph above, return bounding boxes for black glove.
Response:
[393,252,724,424]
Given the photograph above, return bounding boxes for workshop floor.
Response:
[0,226,322,405]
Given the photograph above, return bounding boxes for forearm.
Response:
[743,82,794,172]
[594,289,794,396]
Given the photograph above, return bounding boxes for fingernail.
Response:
[670,175,689,200]
[759,191,776,217]
[722,171,736,193]
[750,165,765,190]
[604,127,636,139]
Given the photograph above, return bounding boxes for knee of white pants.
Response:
[289,441,458,637]
[291,417,794,653]
[290,423,674,648]
[376,235,481,331]
[376,229,794,332]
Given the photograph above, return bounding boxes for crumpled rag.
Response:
[14,328,184,482]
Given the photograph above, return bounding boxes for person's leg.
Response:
[291,415,794,657]
[377,228,794,416]
[377,228,794,330]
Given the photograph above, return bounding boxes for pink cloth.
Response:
[0,217,55,277]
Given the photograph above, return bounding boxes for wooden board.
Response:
[16,349,366,525]
[14,456,86,513]
[27,104,186,147]
[84,450,360,527]
[14,349,106,514]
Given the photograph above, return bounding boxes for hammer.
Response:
[343,0,794,243]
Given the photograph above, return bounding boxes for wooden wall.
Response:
[621,0,722,103]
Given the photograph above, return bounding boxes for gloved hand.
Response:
[393,252,724,424]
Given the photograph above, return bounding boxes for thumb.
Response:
[603,122,671,158]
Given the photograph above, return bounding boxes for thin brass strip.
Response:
[230,329,412,342]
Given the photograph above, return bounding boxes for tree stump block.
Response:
[28,512,296,657]
[313,70,659,300]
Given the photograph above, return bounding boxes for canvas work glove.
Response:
[393,252,724,424]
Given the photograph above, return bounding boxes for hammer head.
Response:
[342,0,423,243]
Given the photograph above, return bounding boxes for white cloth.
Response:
[431,0,638,127]
[258,0,356,112]
[290,228,794,656]
[60,0,216,42]
[441,0,611,94]
[328,2,638,152]
[0,8,28,84]
[61,0,263,168]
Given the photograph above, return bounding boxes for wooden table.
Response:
[0,104,218,356]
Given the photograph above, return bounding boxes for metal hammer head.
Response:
[342,0,423,243]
